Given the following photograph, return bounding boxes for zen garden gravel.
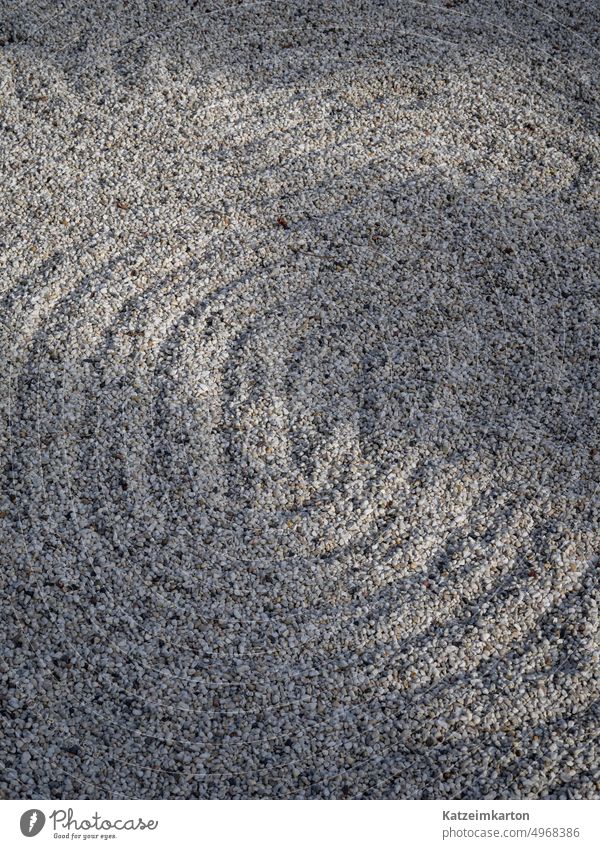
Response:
[0,0,599,799]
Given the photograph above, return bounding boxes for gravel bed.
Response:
[0,0,599,799]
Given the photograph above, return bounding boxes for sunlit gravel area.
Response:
[1,0,599,799]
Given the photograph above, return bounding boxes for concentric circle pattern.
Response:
[1,0,599,799]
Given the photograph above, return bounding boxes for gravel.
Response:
[0,0,599,799]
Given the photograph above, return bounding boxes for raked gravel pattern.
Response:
[1,0,599,799]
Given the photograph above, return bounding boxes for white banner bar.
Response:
[0,800,598,849]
